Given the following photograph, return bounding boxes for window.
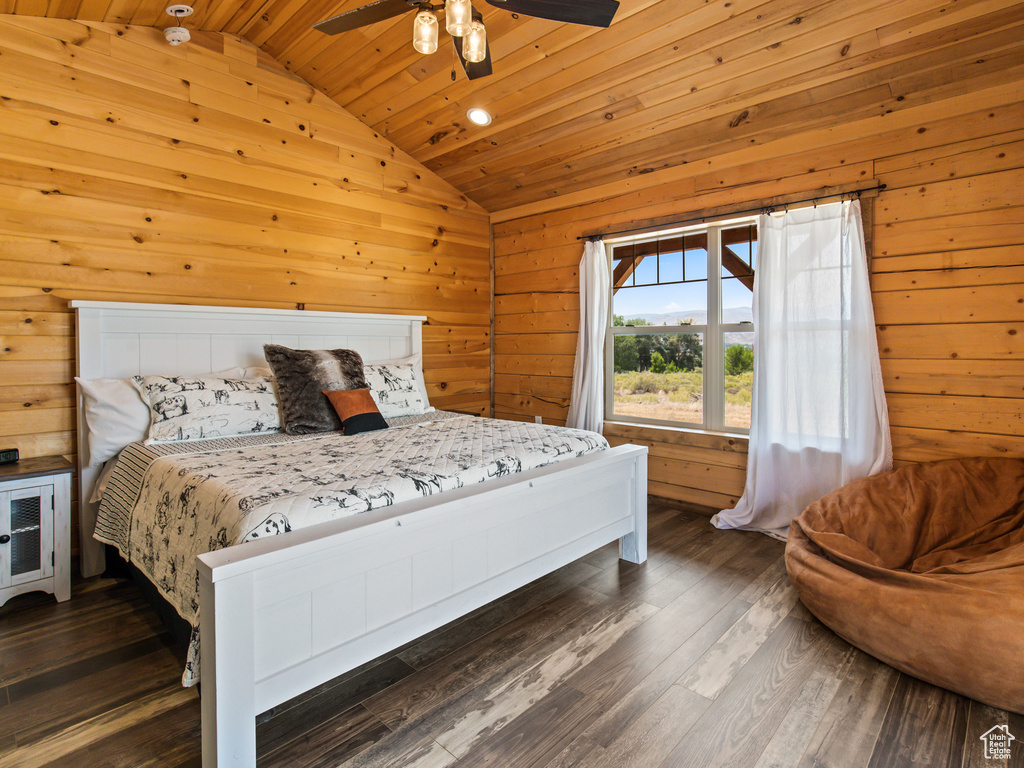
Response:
[605,217,757,434]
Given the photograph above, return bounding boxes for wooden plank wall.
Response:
[0,16,492,560]
[492,81,1024,510]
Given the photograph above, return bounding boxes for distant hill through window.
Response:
[621,308,754,348]
[622,307,753,326]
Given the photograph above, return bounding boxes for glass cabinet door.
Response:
[1,485,54,587]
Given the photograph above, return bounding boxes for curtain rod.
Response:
[577,183,887,242]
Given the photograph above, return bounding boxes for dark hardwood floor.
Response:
[1,499,1020,768]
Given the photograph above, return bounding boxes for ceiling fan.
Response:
[313,0,620,80]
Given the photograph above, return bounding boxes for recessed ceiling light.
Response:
[467,108,492,126]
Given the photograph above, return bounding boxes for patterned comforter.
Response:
[94,413,608,684]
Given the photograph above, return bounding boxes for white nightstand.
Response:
[0,456,73,607]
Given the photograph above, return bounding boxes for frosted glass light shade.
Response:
[445,0,472,36]
[462,19,486,63]
[413,10,438,54]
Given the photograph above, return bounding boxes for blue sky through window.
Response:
[614,240,757,321]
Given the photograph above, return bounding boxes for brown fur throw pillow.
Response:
[263,344,367,434]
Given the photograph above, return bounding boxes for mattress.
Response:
[94,412,609,684]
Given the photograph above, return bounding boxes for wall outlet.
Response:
[534,416,542,424]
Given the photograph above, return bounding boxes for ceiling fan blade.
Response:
[485,0,618,27]
[453,33,493,80]
[314,0,413,35]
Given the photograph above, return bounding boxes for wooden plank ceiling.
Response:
[5,0,1023,213]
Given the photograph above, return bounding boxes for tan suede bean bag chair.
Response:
[786,457,1024,714]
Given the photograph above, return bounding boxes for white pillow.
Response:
[368,353,432,409]
[363,354,432,418]
[89,454,122,503]
[132,374,281,443]
[76,368,245,465]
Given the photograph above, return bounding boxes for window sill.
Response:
[603,420,749,450]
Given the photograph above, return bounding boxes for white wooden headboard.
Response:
[72,301,426,577]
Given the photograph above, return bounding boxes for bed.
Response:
[73,301,648,768]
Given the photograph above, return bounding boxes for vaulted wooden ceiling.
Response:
[7,0,1024,213]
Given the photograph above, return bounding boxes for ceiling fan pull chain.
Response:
[451,39,457,81]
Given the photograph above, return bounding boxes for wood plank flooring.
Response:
[1,498,1021,768]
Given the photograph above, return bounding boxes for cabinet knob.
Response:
[0,535,9,544]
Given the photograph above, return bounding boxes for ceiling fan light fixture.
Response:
[467,107,492,126]
[462,19,487,63]
[412,8,439,54]
[445,0,473,37]
[313,0,620,80]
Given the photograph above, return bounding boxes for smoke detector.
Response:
[164,5,193,46]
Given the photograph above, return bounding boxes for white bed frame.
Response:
[72,301,648,768]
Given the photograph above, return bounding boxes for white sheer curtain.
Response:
[712,200,891,538]
[566,239,610,433]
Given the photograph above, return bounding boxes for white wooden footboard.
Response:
[197,444,646,767]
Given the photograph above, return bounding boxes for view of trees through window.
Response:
[607,221,756,431]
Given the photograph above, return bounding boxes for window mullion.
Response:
[604,242,615,423]
[705,227,724,432]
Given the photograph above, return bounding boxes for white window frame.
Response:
[604,215,757,435]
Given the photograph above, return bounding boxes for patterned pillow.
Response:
[131,375,280,443]
[366,353,432,411]
[322,389,389,435]
[364,360,430,418]
[76,367,246,465]
[263,345,367,434]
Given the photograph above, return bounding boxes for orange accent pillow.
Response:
[322,389,389,435]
